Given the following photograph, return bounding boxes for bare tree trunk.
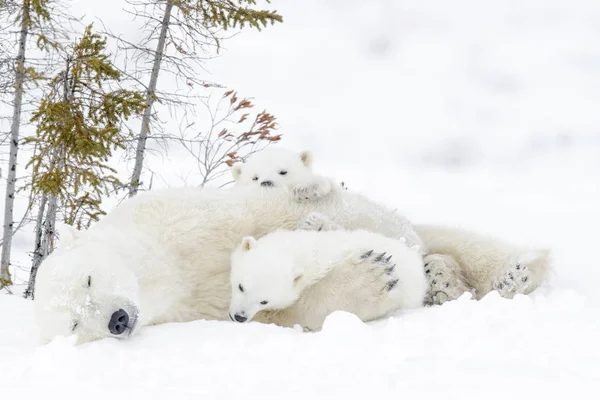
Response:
[24,193,47,299]
[1,2,30,288]
[128,0,173,197]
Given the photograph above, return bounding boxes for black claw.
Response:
[317,226,322,232]
[424,262,430,268]
[361,250,374,259]
[386,279,399,292]
[425,269,431,274]
[445,282,450,288]
[436,272,442,276]
[516,264,522,270]
[386,255,393,262]
[522,276,529,283]
[432,279,437,285]
[508,272,514,280]
[385,264,396,275]
[497,283,504,289]
[374,252,387,262]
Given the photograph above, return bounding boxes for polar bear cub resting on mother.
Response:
[229,229,426,330]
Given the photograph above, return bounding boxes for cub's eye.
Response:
[279,170,287,176]
[87,276,92,287]
[252,176,259,181]
[71,322,79,332]
[239,284,244,293]
[260,300,268,305]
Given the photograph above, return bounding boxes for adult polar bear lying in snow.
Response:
[34,182,425,344]
[231,147,551,305]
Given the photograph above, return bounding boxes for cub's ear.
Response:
[56,222,80,248]
[231,162,243,181]
[299,151,313,168]
[240,236,258,252]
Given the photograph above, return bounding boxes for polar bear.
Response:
[232,148,551,305]
[34,182,425,344]
[229,229,426,330]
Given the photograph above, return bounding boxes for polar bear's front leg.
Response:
[422,254,475,306]
[296,212,343,232]
[291,175,333,201]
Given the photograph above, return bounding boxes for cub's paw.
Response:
[423,254,474,306]
[296,212,342,232]
[292,178,332,201]
[351,249,399,293]
[492,262,531,298]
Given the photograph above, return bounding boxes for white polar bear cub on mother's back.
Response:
[229,229,427,331]
[231,147,336,201]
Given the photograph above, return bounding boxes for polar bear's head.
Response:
[229,235,303,323]
[231,147,313,188]
[34,225,142,344]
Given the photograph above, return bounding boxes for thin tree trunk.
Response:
[128,0,173,197]
[24,193,48,299]
[1,1,30,288]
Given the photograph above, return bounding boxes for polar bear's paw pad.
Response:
[423,254,473,306]
[492,263,531,298]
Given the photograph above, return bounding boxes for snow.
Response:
[2,0,600,398]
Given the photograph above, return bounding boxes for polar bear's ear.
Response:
[56,222,80,248]
[240,236,258,252]
[231,162,244,181]
[299,151,313,168]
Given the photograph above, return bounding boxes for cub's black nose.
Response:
[261,180,273,187]
[234,314,247,323]
[108,309,129,335]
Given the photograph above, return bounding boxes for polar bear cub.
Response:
[229,229,427,330]
[231,147,338,201]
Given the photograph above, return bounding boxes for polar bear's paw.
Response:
[351,249,399,293]
[423,254,474,306]
[292,178,332,202]
[296,212,342,232]
[492,262,531,299]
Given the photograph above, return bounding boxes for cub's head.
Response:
[34,224,142,344]
[231,147,313,188]
[229,235,304,323]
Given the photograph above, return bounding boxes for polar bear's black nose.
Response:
[234,314,247,323]
[261,180,273,187]
[108,309,129,335]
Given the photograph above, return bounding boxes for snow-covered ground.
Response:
[2,0,600,398]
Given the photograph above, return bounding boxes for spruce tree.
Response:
[23,24,146,298]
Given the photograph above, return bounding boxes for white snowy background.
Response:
[1,0,600,398]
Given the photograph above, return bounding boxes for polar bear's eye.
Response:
[252,176,259,181]
[260,300,268,305]
[87,276,92,288]
[238,284,244,293]
[279,170,287,176]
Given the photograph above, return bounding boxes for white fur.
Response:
[416,225,551,301]
[34,183,423,344]
[229,229,427,330]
